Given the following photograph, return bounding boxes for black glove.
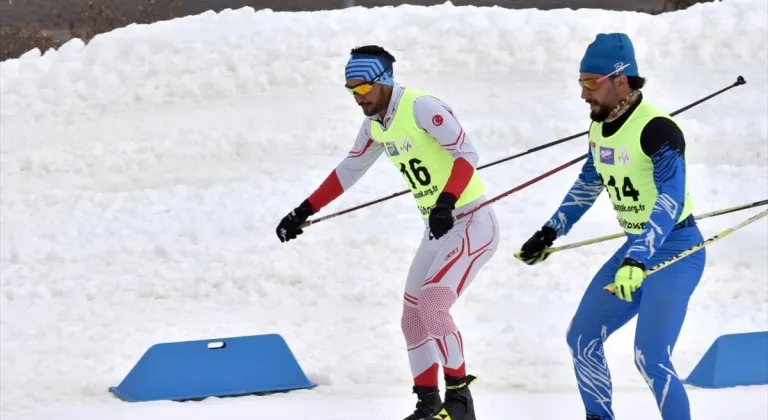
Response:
[276,199,315,243]
[429,192,457,240]
[517,226,558,265]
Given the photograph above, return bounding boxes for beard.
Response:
[361,104,378,117]
[361,95,388,117]
[588,100,614,122]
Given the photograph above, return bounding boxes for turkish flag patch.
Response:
[432,114,444,126]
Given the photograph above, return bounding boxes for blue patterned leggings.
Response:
[565,225,706,420]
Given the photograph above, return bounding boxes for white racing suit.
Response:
[402,195,500,382]
[303,82,500,385]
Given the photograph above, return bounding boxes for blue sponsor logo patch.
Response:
[600,146,615,165]
[385,142,399,156]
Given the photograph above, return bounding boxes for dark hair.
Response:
[627,76,646,90]
[350,45,396,63]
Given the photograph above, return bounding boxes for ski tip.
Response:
[736,75,746,85]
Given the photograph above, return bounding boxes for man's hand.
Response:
[429,192,457,240]
[276,199,315,243]
[515,226,557,265]
[612,258,646,302]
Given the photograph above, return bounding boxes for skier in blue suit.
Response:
[515,33,707,420]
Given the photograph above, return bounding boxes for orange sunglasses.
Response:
[345,67,390,96]
[579,63,632,91]
[346,81,376,96]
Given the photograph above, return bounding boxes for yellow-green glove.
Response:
[611,258,646,302]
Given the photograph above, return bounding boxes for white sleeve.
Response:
[412,96,479,167]
[334,119,384,190]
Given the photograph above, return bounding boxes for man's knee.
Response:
[565,319,582,352]
[566,317,609,356]
[401,304,428,346]
[401,304,414,334]
[417,286,457,337]
[633,342,674,379]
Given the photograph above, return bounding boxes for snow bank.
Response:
[1,0,766,121]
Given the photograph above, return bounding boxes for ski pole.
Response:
[300,75,747,228]
[545,198,768,255]
[604,207,768,294]
[454,154,588,221]
[482,75,746,170]
[300,156,590,230]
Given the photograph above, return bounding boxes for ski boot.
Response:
[430,374,477,420]
[403,385,442,420]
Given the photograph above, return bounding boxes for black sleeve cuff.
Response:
[540,225,558,242]
[296,199,316,218]
[436,192,458,208]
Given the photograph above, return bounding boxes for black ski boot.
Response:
[430,374,477,420]
[403,385,442,420]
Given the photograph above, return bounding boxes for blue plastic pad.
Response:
[109,333,316,402]
[685,331,768,388]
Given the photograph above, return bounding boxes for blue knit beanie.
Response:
[580,33,639,76]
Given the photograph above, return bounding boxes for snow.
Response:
[1,0,767,418]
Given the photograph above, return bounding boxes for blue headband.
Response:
[344,54,394,86]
